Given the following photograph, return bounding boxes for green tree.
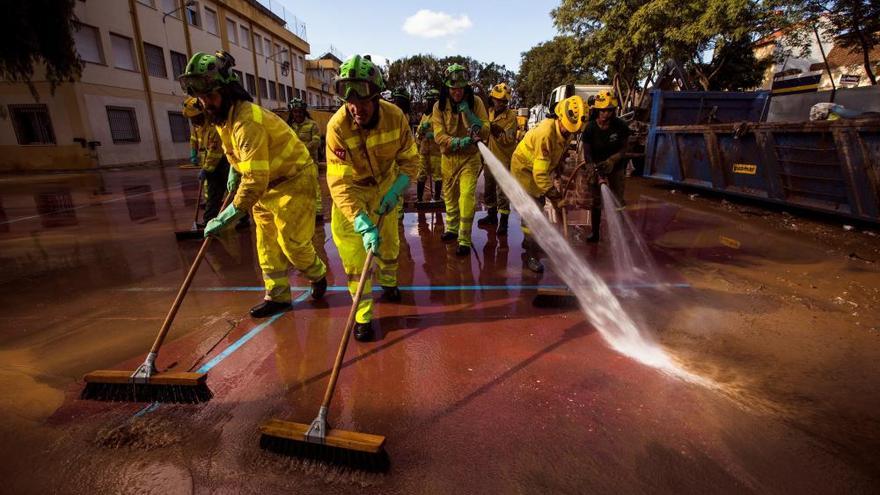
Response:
[0,0,83,99]
[551,0,779,104]
[515,36,599,107]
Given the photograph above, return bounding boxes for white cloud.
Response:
[402,10,472,38]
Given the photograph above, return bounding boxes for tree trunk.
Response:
[856,27,878,85]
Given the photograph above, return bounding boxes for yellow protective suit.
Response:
[289,117,323,216]
[326,99,419,323]
[485,107,518,215]
[218,100,326,302]
[431,95,489,247]
[415,113,441,183]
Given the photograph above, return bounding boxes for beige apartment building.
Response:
[305,52,342,109]
[0,0,311,171]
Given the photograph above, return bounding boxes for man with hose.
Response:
[325,55,420,342]
[511,95,587,272]
[581,90,630,243]
[179,50,328,318]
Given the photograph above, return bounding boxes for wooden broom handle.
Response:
[320,216,383,409]
[191,179,204,225]
[149,193,232,354]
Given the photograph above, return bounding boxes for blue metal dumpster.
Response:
[645,91,880,222]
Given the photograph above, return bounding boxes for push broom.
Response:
[259,227,389,471]
[80,195,233,403]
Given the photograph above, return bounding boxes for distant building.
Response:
[0,0,311,171]
[305,52,342,110]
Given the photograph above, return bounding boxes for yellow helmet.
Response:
[489,82,511,101]
[593,90,618,110]
[554,95,587,133]
[182,97,203,118]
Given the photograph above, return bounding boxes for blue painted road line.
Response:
[121,283,690,293]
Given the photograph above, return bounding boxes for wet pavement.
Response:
[1,166,878,494]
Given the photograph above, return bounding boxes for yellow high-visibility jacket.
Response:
[511,118,571,197]
[190,123,224,172]
[487,107,518,166]
[325,99,420,222]
[289,118,322,162]
[217,100,315,211]
[431,96,490,155]
[416,113,441,156]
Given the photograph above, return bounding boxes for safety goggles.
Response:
[335,80,376,102]
[445,70,469,88]
[178,74,217,97]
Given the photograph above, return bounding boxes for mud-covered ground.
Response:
[0,168,877,494]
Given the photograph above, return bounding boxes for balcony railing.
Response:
[253,0,307,41]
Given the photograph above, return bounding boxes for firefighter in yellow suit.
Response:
[326,55,420,342]
[511,95,587,273]
[179,50,327,318]
[183,97,230,223]
[432,64,490,256]
[476,82,518,236]
[287,97,324,221]
[415,88,442,203]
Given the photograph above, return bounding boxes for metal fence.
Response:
[253,0,307,41]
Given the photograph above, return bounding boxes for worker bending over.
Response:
[325,55,420,342]
[184,97,229,223]
[179,51,327,318]
[511,95,587,272]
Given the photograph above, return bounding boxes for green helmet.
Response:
[426,88,440,100]
[444,63,469,88]
[335,54,384,101]
[288,97,307,110]
[179,51,238,96]
[391,87,411,102]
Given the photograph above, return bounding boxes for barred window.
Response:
[168,111,190,142]
[246,73,256,96]
[10,104,56,145]
[143,42,166,78]
[106,106,140,143]
[258,77,268,99]
[170,50,187,79]
[268,80,277,101]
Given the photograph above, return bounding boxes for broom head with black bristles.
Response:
[259,418,389,472]
[81,370,212,403]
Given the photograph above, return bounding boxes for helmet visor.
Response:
[179,74,216,97]
[445,70,469,88]
[336,80,376,102]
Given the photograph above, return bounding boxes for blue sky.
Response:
[278,1,560,72]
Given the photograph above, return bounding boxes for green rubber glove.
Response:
[353,211,380,253]
[227,167,241,192]
[419,122,431,133]
[454,136,474,151]
[376,174,410,215]
[189,149,199,165]
[458,102,483,130]
[204,204,244,237]
[426,131,434,139]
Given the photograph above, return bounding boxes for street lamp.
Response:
[266,48,290,76]
[162,0,195,24]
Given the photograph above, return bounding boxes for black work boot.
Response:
[455,244,471,257]
[441,231,458,242]
[381,285,401,302]
[496,213,509,236]
[250,300,291,318]
[477,208,498,227]
[353,321,374,342]
[433,180,443,202]
[416,180,426,202]
[587,208,602,243]
[310,277,327,300]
